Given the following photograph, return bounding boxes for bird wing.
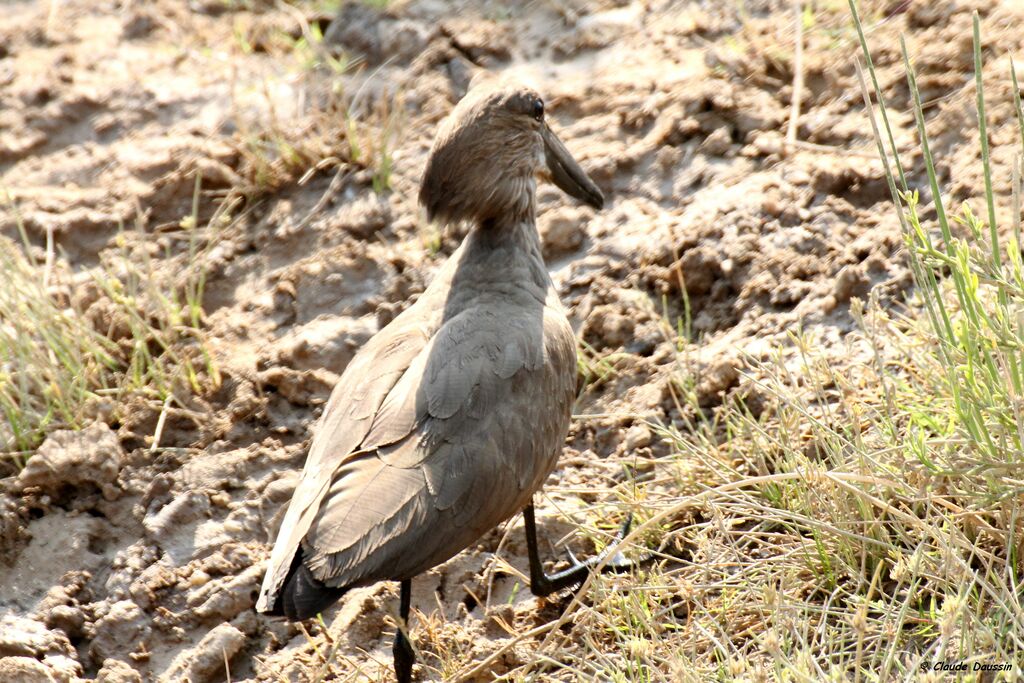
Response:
[297,303,576,590]
[256,312,432,612]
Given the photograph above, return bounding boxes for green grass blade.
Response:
[973,12,1000,269]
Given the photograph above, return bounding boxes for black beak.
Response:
[541,125,605,210]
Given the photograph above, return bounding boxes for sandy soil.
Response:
[2,0,1023,680]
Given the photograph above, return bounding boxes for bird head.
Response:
[419,82,604,226]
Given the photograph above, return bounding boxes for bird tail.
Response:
[261,548,348,621]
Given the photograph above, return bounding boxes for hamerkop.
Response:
[257,81,636,681]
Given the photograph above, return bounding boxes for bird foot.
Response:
[529,512,649,597]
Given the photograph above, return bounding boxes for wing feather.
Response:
[258,291,577,610]
[256,318,430,611]
[302,306,575,587]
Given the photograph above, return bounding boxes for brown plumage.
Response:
[256,80,613,682]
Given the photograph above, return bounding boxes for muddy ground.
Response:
[2,0,1022,680]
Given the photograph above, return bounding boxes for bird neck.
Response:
[449,212,550,292]
[476,211,540,250]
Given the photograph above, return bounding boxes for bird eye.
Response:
[532,98,544,121]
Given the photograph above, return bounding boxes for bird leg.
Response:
[523,503,639,597]
[393,579,414,683]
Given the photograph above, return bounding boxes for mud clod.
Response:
[158,622,245,683]
[96,659,143,683]
[88,601,151,665]
[540,206,589,259]
[18,422,124,502]
[0,657,57,683]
